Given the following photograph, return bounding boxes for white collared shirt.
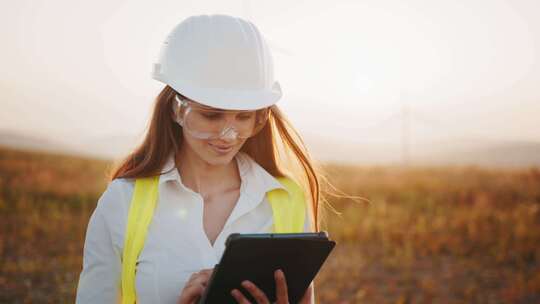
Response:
[75,151,313,304]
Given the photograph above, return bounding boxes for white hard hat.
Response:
[151,14,283,111]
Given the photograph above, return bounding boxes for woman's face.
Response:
[180,118,249,167]
[173,96,262,167]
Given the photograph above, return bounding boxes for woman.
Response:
[76,14,322,304]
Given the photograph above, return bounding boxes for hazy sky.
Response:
[1,0,539,148]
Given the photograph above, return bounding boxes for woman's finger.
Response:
[191,269,213,280]
[274,269,289,304]
[198,268,214,276]
[177,268,214,304]
[240,280,270,304]
[177,283,205,304]
[190,276,209,287]
[299,282,314,304]
[192,269,214,287]
[231,288,252,304]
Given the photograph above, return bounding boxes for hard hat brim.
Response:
[153,74,282,111]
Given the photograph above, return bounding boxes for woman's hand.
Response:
[230,269,314,304]
[300,282,314,304]
[177,268,214,304]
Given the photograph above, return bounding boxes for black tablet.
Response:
[198,232,336,304]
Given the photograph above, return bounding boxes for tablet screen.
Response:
[198,232,336,303]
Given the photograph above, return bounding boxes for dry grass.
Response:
[0,146,539,303]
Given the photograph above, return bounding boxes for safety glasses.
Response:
[172,94,270,140]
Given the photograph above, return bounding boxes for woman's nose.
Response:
[219,127,239,140]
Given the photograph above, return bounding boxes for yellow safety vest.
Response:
[120,175,306,304]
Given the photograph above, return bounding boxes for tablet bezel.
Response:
[198,232,335,304]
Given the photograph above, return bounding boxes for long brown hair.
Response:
[109,85,326,231]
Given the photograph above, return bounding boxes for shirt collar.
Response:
[158,151,289,197]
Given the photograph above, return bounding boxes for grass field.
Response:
[0,146,539,303]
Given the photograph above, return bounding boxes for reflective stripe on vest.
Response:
[120,175,306,304]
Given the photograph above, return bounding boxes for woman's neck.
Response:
[175,147,241,199]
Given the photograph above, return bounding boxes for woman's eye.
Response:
[202,112,221,119]
[237,113,254,120]
[199,111,252,120]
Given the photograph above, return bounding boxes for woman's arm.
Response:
[75,185,123,303]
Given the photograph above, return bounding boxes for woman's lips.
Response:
[209,143,233,153]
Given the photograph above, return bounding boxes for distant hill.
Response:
[76,134,141,160]
[302,134,540,168]
[1,129,539,168]
[0,129,141,161]
[0,129,80,156]
[427,140,540,167]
